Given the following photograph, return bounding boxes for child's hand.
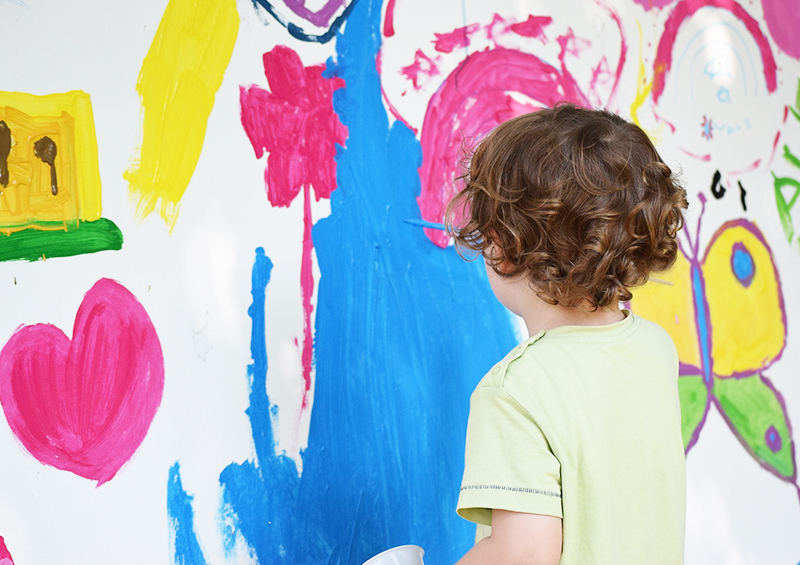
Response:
[455,510,562,565]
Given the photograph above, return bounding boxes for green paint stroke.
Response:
[714,374,795,480]
[774,80,800,246]
[678,375,707,451]
[0,218,123,262]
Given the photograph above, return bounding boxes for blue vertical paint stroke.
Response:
[218,0,517,563]
[168,462,208,565]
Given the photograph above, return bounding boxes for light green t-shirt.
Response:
[457,312,686,564]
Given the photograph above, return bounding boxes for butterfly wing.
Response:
[702,220,786,377]
[630,248,707,450]
[702,220,794,481]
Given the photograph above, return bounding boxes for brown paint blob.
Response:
[0,121,10,188]
[34,136,58,195]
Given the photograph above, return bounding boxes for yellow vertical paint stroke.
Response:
[126,0,239,230]
[629,22,653,130]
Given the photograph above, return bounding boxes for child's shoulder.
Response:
[476,313,676,392]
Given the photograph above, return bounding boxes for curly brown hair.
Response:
[445,103,688,309]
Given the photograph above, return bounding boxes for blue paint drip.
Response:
[168,462,208,565]
[218,0,517,563]
[691,266,713,383]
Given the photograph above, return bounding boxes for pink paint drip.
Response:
[652,0,777,104]
[0,279,164,485]
[240,46,347,408]
[383,0,398,37]
[300,183,314,410]
[433,24,479,53]
[417,48,587,247]
[509,15,552,40]
[0,537,13,565]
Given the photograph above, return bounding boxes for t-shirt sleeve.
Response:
[457,385,563,526]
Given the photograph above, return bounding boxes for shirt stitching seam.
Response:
[460,484,562,498]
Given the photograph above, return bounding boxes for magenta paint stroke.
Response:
[0,279,164,485]
[400,49,440,90]
[417,47,587,247]
[652,0,777,104]
[762,0,800,59]
[240,45,347,413]
[382,0,397,36]
[0,537,13,565]
[433,24,478,53]
[632,0,675,10]
[509,15,553,40]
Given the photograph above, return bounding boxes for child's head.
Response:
[446,103,688,310]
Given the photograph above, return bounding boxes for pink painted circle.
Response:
[763,0,800,59]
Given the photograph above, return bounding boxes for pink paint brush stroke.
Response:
[0,279,164,485]
[0,537,13,565]
[241,46,346,206]
[417,48,587,247]
[509,15,552,40]
[652,0,777,104]
[433,24,479,53]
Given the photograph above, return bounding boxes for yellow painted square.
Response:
[0,91,102,233]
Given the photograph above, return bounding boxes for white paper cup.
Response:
[362,545,425,565]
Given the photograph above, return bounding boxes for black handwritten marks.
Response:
[33,136,58,195]
[711,170,725,198]
[709,170,747,211]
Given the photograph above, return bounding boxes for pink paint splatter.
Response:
[509,15,552,40]
[240,46,347,408]
[701,115,714,140]
[0,279,163,485]
[433,24,479,53]
[417,48,587,247]
[400,50,440,90]
[0,537,14,565]
[652,0,777,103]
[762,0,800,59]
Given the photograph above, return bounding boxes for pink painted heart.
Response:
[0,278,163,485]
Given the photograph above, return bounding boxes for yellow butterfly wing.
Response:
[702,221,786,377]
[630,248,701,370]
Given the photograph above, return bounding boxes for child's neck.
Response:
[521,297,626,337]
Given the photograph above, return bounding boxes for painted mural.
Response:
[0,91,122,261]
[0,0,799,563]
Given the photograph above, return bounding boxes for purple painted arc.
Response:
[652,0,778,103]
[417,48,587,247]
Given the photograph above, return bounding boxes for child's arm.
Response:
[456,510,562,565]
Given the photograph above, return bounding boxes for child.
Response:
[445,103,688,564]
